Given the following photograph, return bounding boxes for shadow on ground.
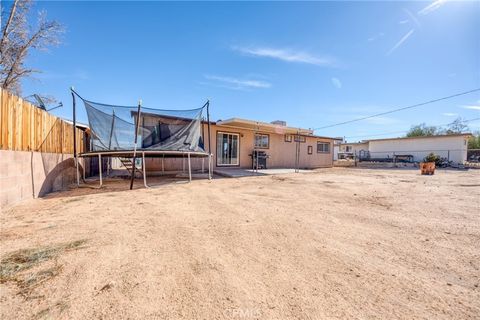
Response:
[41,174,215,200]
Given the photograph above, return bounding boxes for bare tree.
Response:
[446,117,469,134]
[0,0,63,94]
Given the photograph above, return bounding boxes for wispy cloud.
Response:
[403,9,421,29]
[462,105,480,111]
[418,0,448,16]
[386,29,415,56]
[442,112,458,116]
[368,32,385,42]
[331,77,342,89]
[399,19,409,24]
[202,74,271,90]
[232,46,336,67]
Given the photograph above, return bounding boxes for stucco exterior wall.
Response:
[368,136,469,163]
[0,150,85,211]
[209,124,333,169]
[144,123,333,171]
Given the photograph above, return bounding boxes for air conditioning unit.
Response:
[271,120,287,126]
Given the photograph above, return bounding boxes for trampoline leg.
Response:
[162,155,164,174]
[208,154,212,180]
[202,158,205,173]
[75,157,80,186]
[188,152,192,182]
[82,159,86,180]
[183,156,185,173]
[98,154,103,187]
[142,152,148,188]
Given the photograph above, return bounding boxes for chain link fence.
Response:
[335,148,479,168]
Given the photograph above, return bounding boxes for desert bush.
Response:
[424,153,440,164]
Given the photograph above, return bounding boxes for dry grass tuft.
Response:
[34,300,69,319]
[0,239,87,283]
[62,196,85,203]
[17,265,63,296]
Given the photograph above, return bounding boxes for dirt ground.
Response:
[1,167,479,320]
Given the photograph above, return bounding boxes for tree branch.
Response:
[0,0,62,94]
[0,0,19,50]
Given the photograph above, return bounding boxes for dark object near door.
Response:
[250,150,269,169]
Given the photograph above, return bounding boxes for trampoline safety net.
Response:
[79,97,206,152]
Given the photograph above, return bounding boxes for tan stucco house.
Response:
[211,118,334,169]
[144,118,335,172]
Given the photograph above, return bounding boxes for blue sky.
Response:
[21,0,480,141]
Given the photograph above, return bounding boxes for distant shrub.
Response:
[424,153,440,164]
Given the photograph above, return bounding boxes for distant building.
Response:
[339,133,472,164]
[338,141,369,160]
[332,137,344,161]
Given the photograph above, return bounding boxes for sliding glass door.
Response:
[217,132,239,166]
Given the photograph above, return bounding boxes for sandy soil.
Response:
[1,168,479,319]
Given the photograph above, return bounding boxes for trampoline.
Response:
[70,88,212,189]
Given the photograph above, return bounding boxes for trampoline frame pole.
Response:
[106,108,115,177]
[188,152,192,182]
[208,154,211,180]
[98,154,103,187]
[71,89,80,186]
[130,100,142,190]
[206,100,212,180]
[142,151,148,188]
[108,109,115,150]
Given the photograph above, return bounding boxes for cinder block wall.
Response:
[0,150,85,211]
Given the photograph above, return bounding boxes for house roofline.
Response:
[215,118,335,140]
[340,141,369,145]
[341,133,472,144]
[217,117,313,135]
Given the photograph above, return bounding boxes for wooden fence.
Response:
[0,88,86,154]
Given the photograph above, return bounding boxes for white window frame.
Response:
[294,135,306,143]
[317,142,330,153]
[254,133,269,149]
